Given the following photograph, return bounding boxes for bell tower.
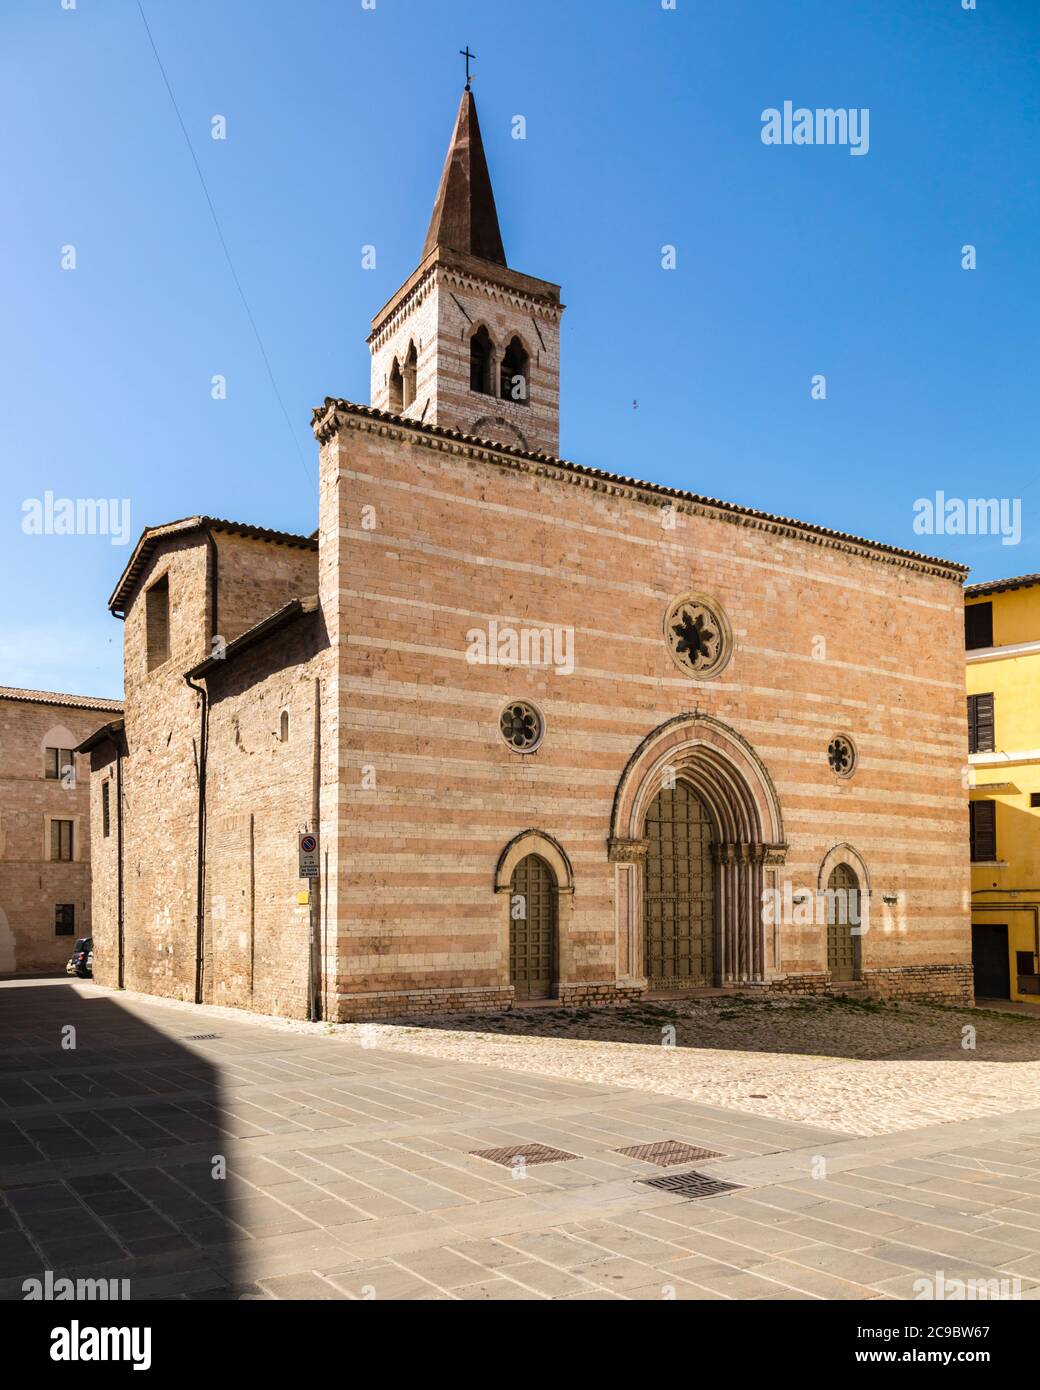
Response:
[368,81,563,457]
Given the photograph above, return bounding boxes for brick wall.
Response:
[317,408,972,1017]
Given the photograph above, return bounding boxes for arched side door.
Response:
[509,854,557,1000]
[826,862,862,981]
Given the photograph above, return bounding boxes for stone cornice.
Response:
[608,838,649,864]
[438,265,562,320]
[368,262,562,352]
[310,400,968,581]
[367,267,438,352]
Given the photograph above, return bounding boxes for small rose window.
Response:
[500,701,544,753]
[828,735,857,778]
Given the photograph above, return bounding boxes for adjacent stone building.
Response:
[82,87,974,1021]
[0,686,123,973]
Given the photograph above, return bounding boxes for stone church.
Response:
[81,87,973,1021]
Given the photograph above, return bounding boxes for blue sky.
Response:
[2,0,1038,699]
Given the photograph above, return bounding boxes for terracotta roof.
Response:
[108,516,318,616]
[423,88,506,267]
[965,572,1040,599]
[310,398,969,580]
[184,595,319,679]
[0,686,123,713]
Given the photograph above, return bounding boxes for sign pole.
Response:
[298,832,320,1022]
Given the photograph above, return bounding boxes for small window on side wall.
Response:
[54,904,75,936]
[279,710,289,743]
[102,780,111,838]
[45,747,76,782]
[50,820,74,862]
[146,574,170,670]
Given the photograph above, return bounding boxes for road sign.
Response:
[298,832,319,879]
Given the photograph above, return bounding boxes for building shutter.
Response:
[965,602,993,650]
[970,800,997,862]
[968,693,995,754]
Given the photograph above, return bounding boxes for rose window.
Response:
[500,701,544,753]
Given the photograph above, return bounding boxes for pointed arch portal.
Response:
[609,714,788,987]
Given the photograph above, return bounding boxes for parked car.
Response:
[66,937,92,979]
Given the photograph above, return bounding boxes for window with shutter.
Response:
[968,693,995,754]
[50,820,74,862]
[970,800,997,862]
[965,602,993,650]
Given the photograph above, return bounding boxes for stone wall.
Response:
[862,964,975,1006]
[200,609,330,1018]
[92,525,323,1012]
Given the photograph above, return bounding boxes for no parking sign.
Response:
[298,833,319,879]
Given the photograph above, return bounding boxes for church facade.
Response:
[82,89,973,1020]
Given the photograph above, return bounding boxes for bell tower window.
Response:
[388,358,404,414]
[500,336,529,405]
[470,326,494,395]
[402,341,417,409]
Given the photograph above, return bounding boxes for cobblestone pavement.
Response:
[332,995,1040,1137]
[4,979,1040,1301]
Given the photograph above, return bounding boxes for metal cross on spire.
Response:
[459,46,476,91]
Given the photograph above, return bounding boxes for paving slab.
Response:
[4,978,1040,1301]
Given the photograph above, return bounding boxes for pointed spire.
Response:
[422,89,507,267]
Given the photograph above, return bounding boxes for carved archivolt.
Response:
[610,714,787,985]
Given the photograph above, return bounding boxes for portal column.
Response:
[608,838,648,986]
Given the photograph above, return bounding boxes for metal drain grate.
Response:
[615,1140,725,1167]
[638,1168,743,1199]
[470,1142,577,1167]
[184,1033,220,1041]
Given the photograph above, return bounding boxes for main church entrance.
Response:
[610,714,789,989]
[644,783,715,990]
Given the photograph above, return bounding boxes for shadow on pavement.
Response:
[381,993,1040,1063]
[0,980,242,1300]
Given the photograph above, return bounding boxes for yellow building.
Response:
[966,573,1040,1001]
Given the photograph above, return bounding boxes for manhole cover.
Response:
[184,1033,220,1041]
[638,1169,743,1199]
[615,1140,725,1166]
[470,1143,577,1167]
